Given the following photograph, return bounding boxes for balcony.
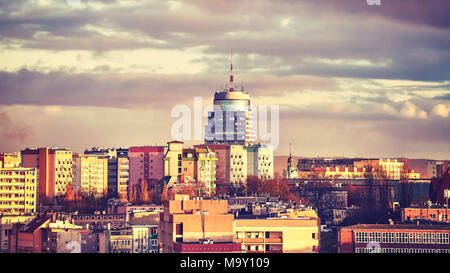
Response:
[265,238,282,244]
[244,238,264,243]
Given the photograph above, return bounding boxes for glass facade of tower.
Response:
[205,89,255,145]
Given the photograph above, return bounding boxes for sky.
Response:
[0,0,449,159]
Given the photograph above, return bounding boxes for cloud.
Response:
[400,101,427,119]
[430,104,449,118]
[0,112,32,145]
[1,0,449,81]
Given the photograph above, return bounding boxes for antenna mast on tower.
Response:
[229,52,234,92]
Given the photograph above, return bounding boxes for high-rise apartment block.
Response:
[72,154,108,197]
[21,148,73,199]
[0,153,22,168]
[84,148,129,200]
[195,144,247,187]
[0,166,37,215]
[128,146,165,186]
[246,144,273,180]
[163,142,218,195]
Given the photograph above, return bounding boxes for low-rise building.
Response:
[0,215,34,253]
[235,216,320,253]
[104,228,132,253]
[71,212,126,230]
[402,206,450,223]
[338,224,450,253]
[159,195,239,253]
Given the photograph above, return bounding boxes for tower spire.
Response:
[229,52,234,92]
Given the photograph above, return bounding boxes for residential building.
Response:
[71,212,126,230]
[427,160,448,179]
[159,195,240,253]
[0,215,34,253]
[72,154,108,198]
[0,166,37,215]
[84,147,129,200]
[193,147,217,196]
[131,224,159,253]
[21,148,73,199]
[338,224,450,253]
[204,61,255,146]
[195,144,247,187]
[0,153,21,168]
[9,214,53,253]
[234,216,320,253]
[163,141,184,186]
[354,159,405,180]
[430,167,450,205]
[246,144,273,180]
[128,146,165,186]
[103,228,132,253]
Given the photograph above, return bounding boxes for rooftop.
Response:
[341,224,450,231]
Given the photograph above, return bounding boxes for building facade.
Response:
[129,146,165,186]
[0,153,22,168]
[72,212,126,230]
[205,62,255,146]
[84,147,129,200]
[246,144,273,180]
[72,154,108,197]
[234,217,320,253]
[402,207,450,223]
[159,195,238,253]
[22,148,73,199]
[0,166,37,215]
[338,224,450,253]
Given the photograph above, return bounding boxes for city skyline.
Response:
[0,0,449,159]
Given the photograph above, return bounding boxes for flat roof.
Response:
[341,224,450,231]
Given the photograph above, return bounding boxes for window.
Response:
[396,232,408,244]
[355,232,368,243]
[395,248,408,253]
[436,233,449,244]
[423,233,435,244]
[409,232,422,244]
[382,248,395,253]
[369,232,381,243]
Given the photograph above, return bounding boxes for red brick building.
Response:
[338,224,450,253]
[402,207,450,223]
